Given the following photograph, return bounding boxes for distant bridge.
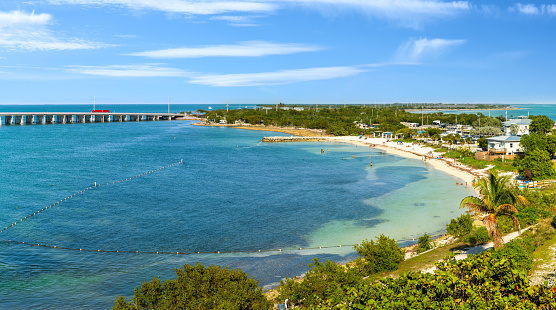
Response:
[0,112,194,125]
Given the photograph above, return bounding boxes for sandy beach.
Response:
[202,123,487,193]
[325,136,485,193]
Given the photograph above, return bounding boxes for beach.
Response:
[213,124,486,190]
[326,136,482,189]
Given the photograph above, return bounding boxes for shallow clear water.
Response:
[0,109,473,308]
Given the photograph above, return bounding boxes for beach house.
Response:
[485,135,523,155]
[502,116,531,136]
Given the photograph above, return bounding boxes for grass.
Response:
[366,242,468,281]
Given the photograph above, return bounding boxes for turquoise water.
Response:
[0,104,475,308]
[409,104,556,119]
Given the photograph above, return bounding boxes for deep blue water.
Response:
[0,104,477,309]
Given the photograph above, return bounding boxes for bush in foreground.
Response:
[465,226,491,245]
[446,213,473,239]
[277,258,362,308]
[113,263,271,310]
[354,234,405,275]
[416,234,434,253]
[314,225,556,309]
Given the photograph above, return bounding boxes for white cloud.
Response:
[46,0,469,26]
[397,38,465,62]
[510,4,556,15]
[210,15,259,26]
[187,65,366,86]
[126,41,323,58]
[286,0,470,27]
[67,64,191,77]
[47,0,276,15]
[0,10,110,51]
[514,4,539,15]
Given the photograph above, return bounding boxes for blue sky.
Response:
[0,0,555,105]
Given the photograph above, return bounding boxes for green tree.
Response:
[353,234,405,275]
[530,115,554,134]
[446,213,473,239]
[277,258,362,308]
[425,127,442,137]
[516,148,556,180]
[520,133,549,153]
[113,263,271,310]
[416,234,433,253]
[470,126,502,137]
[477,137,488,149]
[460,170,527,249]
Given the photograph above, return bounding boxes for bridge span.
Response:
[0,112,191,125]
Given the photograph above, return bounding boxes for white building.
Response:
[502,116,531,136]
[486,135,522,155]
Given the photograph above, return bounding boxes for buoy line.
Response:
[0,233,442,257]
[0,157,441,257]
[0,159,184,235]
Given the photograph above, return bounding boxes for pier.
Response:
[0,112,190,125]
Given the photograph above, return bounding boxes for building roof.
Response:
[486,135,522,142]
[503,118,532,126]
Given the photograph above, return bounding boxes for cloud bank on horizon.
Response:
[0,1,555,104]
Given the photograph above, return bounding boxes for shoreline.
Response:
[325,136,482,191]
[200,123,482,193]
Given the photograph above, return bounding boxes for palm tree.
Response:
[460,170,528,249]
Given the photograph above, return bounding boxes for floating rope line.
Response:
[0,159,183,235]
[0,233,442,257]
[0,157,441,257]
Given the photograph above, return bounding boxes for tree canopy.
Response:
[530,115,555,134]
[113,263,271,310]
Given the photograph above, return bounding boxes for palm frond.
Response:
[460,196,489,213]
[495,204,519,215]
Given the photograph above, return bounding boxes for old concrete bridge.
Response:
[0,112,189,125]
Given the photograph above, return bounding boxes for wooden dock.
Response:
[0,112,192,125]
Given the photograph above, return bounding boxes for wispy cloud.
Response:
[126,41,323,58]
[0,10,110,51]
[287,0,470,27]
[47,0,276,15]
[187,65,366,86]
[396,38,465,62]
[509,4,556,15]
[67,63,191,77]
[46,0,469,27]
[210,15,259,26]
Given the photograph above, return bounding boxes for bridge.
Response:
[0,112,192,125]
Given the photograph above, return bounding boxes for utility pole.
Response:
[93,96,95,110]
[168,97,170,113]
[226,99,229,113]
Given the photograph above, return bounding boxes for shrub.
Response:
[446,213,473,239]
[354,234,405,275]
[416,234,434,253]
[276,258,362,308]
[552,214,556,228]
[497,215,515,234]
[113,263,271,310]
[465,227,491,245]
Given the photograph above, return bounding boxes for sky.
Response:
[0,0,555,105]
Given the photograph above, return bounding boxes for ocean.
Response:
[0,103,515,309]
